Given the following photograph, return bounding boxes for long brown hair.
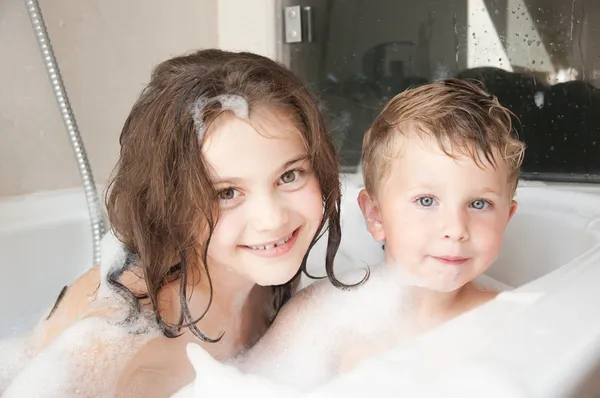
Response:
[106,49,345,340]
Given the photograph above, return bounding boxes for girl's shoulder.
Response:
[37,265,149,348]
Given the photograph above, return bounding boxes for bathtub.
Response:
[304,174,600,398]
[0,188,99,339]
[2,178,600,397]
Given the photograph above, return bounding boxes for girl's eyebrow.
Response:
[278,154,310,172]
[212,154,310,186]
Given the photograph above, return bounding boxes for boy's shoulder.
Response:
[455,281,502,316]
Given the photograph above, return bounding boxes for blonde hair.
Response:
[361,78,525,196]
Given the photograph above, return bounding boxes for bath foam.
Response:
[98,229,129,299]
[0,307,57,393]
[2,232,161,397]
[175,333,529,398]
[172,262,516,397]
[173,342,518,397]
[0,334,39,394]
[235,264,429,391]
[174,264,441,395]
[258,262,503,390]
[171,343,304,398]
[191,94,249,138]
[3,311,160,398]
[97,230,145,329]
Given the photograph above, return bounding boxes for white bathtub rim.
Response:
[0,186,107,233]
[382,246,600,398]
[474,248,600,398]
[510,238,600,294]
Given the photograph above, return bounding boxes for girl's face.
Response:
[201,108,324,286]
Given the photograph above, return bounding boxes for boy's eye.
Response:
[280,170,300,184]
[418,196,436,207]
[470,199,490,210]
[217,188,238,201]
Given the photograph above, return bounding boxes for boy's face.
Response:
[359,133,517,292]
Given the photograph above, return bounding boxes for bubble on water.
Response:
[180,259,512,397]
[0,335,37,393]
[2,300,161,397]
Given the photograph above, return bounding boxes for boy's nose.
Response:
[441,209,470,242]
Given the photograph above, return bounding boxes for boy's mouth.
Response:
[431,256,470,266]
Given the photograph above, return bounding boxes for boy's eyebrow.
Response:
[480,187,502,196]
[406,184,503,197]
[212,154,310,186]
[407,184,434,193]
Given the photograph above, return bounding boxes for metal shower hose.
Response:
[25,0,106,266]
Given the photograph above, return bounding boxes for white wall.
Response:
[217,0,279,60]
[0,0,219,197]
[0,0,283,198]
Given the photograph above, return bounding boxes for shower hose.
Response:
[25,0,106,266]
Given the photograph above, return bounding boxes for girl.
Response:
[1,49,353,397]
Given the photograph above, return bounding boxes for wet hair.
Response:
[106,49,347,340]
[362,78,525,197]
[45,286,68,320]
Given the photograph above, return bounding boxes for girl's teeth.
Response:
[249,233,293,250]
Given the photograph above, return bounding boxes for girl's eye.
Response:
[417,196,436,207]
[217,188,239,201]
[470,199,491,210]
[280,169,302,185]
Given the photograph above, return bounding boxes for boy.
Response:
[174,78,526,396]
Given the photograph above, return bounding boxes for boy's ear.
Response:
[508,200,518,221]
[357,189,385,242]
